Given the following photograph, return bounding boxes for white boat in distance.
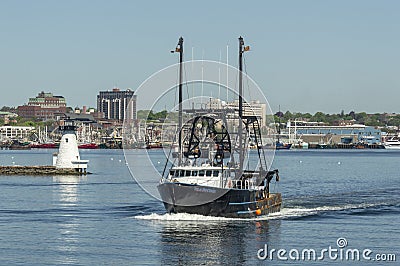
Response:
[383,135,400,149]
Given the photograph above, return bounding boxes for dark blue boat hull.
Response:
[157,182,281,218]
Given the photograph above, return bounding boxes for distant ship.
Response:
[383,135,400,149]
[31,142,98,149]
[275,141,292,150]
[157,37,282,218]
[146,141,163,149]
[30,142,58,149]
[78,143,99,149]
[263,141,292,150]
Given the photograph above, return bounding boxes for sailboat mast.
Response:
[177,37,184,165]
[238,36,244,168]
[278,104,281,142]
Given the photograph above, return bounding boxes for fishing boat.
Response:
[275,141,292,150]
[9,140,31,150]
[157,37,282,218]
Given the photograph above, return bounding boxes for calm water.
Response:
[0,149,399,265]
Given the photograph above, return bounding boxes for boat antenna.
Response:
[218,49,222,99]
[226,44,229,101]
[171,37,184,165]
[191,46,194,109]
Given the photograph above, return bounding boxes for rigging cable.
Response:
[173,58,179,112]
[183,57,191,108]
[243,54,253,105]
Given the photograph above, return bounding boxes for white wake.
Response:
[134,202,380,221]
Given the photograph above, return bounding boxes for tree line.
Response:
[2,106,400,129]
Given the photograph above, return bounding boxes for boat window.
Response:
[65,138,68,143]
[180,170,185,177]
[199,170,205,176]
[192,171,198,176]
[185,170,191,177]
[175,171,179,177]
[169,170,175,176]
[213,170,219,177]
[206,170,212,177]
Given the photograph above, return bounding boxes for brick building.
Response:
[17,92,67,120]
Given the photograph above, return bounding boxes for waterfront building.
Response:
[226,100,267,127]
[206,98,227,110]
[332,119,356,126]
[290,121,382,145]
[357,126,382,144]
[72,106,104,120]
[205,98,267,127]
[0,111,18,124]
[0,126,35,140]
[0,111,18,118]
[97,88,137,121]
[17,91,67,120]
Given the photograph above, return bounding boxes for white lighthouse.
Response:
[55,119,88,174]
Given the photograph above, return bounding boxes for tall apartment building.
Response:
[97,88,137,121]
[17,91,67,120]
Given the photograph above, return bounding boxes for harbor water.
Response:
[0,149,399,265]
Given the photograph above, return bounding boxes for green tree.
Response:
[155,110,168,121]
[145,110,169,121]
[387,115,400,126]
[137,110,151,120]
[284,111,292,117]
[24,121,36,127]
[348,111,356,120]
[310,112,327,123]
[0,106,16,112]
[355,112,368,124]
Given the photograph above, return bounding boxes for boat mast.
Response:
[175,37,184,165]
[238,36,245,169]
[278,104,281,143]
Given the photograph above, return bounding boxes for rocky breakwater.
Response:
[0,165,90,176]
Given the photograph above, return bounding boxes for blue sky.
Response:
[1,0,399,114]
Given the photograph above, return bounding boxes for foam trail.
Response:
[134,202,382,221]
[135,212,239,221]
